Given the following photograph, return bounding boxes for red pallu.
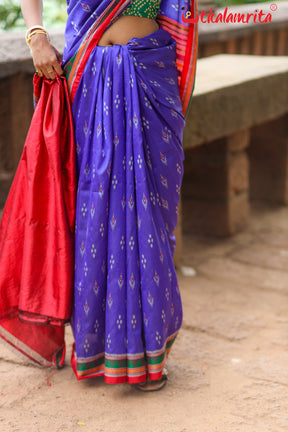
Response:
[0,74,76,367]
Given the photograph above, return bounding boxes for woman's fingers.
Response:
[51,47,64,76]
[52,57,63,76]
[34,61,54,79]
[30,34,63,79]
[37,56,63,80]
[42,65,56,80]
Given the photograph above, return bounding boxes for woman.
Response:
[5,0,198,390]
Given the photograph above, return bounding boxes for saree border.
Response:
[0,324,65,368]
[71,331,179,384]
[66,0,132,101]
[158,0,199,117]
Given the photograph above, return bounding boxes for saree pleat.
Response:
[69,29,185,382]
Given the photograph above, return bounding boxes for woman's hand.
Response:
[30,33,63,80]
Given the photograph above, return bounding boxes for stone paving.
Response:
[0,201,288,432]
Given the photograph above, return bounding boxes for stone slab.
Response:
[184,54,288,149]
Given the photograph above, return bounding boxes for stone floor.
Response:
[0,201,288,432]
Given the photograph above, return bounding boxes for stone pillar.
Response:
[0,73,33,208]
[182,129,250,236]
[265,30,275,56]
[0,77,13,207]
[10,73,34,167]
[203,42,224,58]
[248,115,288,204]
[240,35,251,55]
[252,31,264,55]
[277,29,288,56]
[226,38,237,55]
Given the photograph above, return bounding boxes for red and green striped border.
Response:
[71,331,179,384]
[158,0,199,117]
[66,0,132,102]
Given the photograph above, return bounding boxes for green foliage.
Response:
[42,0,68,28]
[0,0,23,31]
[0,0,67,32]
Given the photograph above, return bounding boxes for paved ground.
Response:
[0,201,288,432]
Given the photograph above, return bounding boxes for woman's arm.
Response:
[21,0,63,79]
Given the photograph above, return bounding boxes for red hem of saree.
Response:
[0,332,45,366]
[0,329,66,369]
[71,332,178,384]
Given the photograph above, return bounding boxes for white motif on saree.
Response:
[91,203,95,218]
[141,254,147,269]
[142,193,148,210]
[84,262,88,276]
[99,183,104,198]
[131,315,137,329]
[116,54,122,67]
[160,175,168,188]
[91,244,97,258]
[114,95,120,108]
[121,195,126,210]
[129,273,135,290]
[113,135,119,148]
[153,270,160,286]
[112,175,118,190]
[128,195,134,211]
[160,152,167,165]
[128,156,134,170]
[99,223,104,237]
[118,275,124,289]
[81,202,87,216]
[110,254,115,269]
[94,320,100,333]
[84,300,89,315]
[137,154,143,168]
[129,236,135,251]
[120,235,125,251]
[93,281,99,296]
[80,241,85,256]
[110,214,116,230]
[155,331,162,345]
[161,198,169,210]
[148,234,154,248]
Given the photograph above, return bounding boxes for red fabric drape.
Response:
[0,74,76,367]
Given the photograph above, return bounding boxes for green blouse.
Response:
[122,0,161,19]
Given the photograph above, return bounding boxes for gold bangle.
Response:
[25,27,50,48]
[25,25,48,41]
[27,29,49,44]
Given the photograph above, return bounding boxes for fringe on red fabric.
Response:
[0,74,76,367]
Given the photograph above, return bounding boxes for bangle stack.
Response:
[25,25,50,48]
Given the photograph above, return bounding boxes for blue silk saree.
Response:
[62,0,198,383]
